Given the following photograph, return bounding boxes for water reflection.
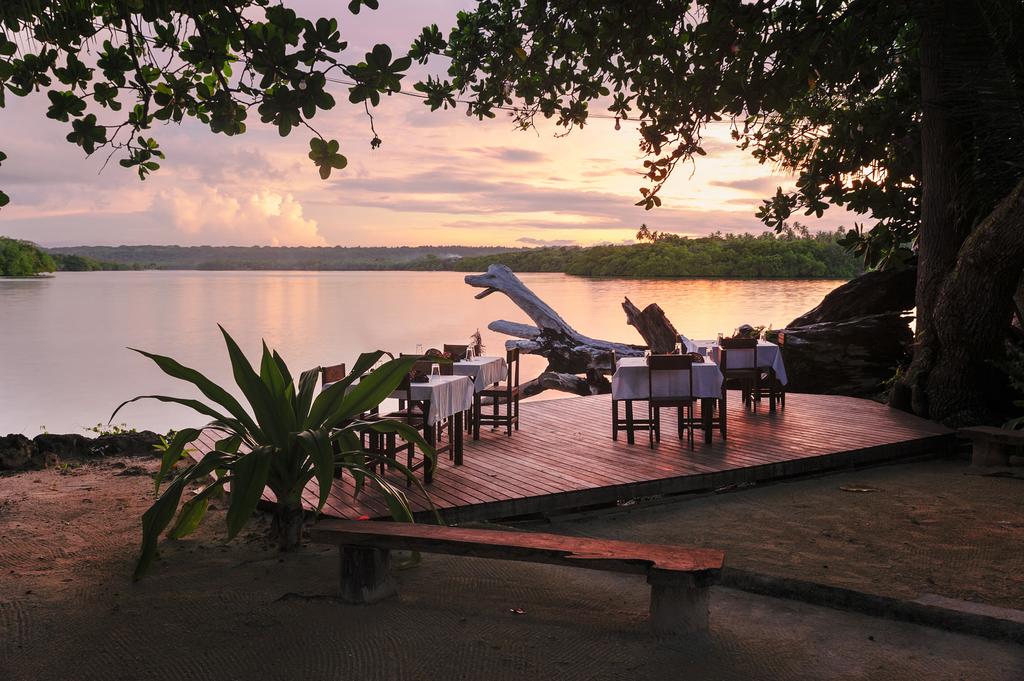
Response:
[0,271,842,434]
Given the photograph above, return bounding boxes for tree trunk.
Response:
[622,297,679,353]
[915,177,1024,424]
[906,0,1024,424]
[272,498,305,551]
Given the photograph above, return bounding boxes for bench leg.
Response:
[647,572,710,636]
[339,546,397,604]
[972,440,1011,467]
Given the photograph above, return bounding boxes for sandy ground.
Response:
[1,457,1022,680]
[546,458,1024,610]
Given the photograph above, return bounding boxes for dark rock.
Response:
[33,433,90,459]
[788,267,916,327]
[89,430,161,457]
[779,312,913,396]
[0,435,49,471]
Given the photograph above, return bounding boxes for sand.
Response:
[1,456,1021,680]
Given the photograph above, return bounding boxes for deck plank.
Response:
[191,391,953,524]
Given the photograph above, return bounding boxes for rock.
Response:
[779,312,914,396]
[0,435,46,471]
[2,430,161,470]
[89,431,161,457]
[33,433,90,459]
[788,267,916,327]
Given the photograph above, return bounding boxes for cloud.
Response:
[711,177,786,194]
[487,148,546,163]
[516,236,578,246]
[154,187,325,246]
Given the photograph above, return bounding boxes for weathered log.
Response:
[779,312,913,396]
[520,371,594,398]
[466,265,644,381]
[622,297,679,354]
[789,267,916,327]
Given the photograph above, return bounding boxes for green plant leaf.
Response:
[167,479,224,539]
[154,427,201,492]
[119,347,259,435]
[295,367,320,424]
[327,355,420,426]
[218,326,285,447]
[305,350,388,428]
[225,445,273,539]
[297,429,334,511]
[134,473,189,580]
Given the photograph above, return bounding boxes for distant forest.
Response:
[411,230,860,278]
[45,231,861,279]
[45,245,516,271]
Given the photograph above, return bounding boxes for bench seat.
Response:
[310,519,724,636]
[959,426,1024,466]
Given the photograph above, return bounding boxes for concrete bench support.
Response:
[647,570,711,636]
[958,426,1024,467]
[339,546,396,604]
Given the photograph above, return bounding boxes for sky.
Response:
[0,0,851,248]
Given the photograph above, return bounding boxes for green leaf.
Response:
[167,480,224,539]
[225,446,273,539]
[154,427,201,492]
[327,355,420,427]
[297,429,334,511]
[134,473,189,579]
[218,326,285,447]
[305,350,387,428]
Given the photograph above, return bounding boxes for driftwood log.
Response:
[622,297,679,353]
[467,264,916,399]
[465,265,644,394]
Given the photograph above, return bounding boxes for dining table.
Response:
[325,373,475,478]
[611,356,726,444]
[452,355,507,391]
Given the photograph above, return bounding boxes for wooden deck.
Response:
[194,392,953,524]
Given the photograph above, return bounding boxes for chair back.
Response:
[321,362,346,388]
[413,359,453,376]
[505,347,520,388]
[444,344,470,360]
[647,353,694,401]
[719,337,759,373]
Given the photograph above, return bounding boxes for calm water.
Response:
[0,271,842,435]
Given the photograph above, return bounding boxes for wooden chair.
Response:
[719,337,761,408]
[474,347,521,438]
[647,354,696,450]
[611,350,651,444]
[320,362,347,389]
[443,343,470,360]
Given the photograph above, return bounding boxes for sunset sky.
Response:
[0,0,851,248]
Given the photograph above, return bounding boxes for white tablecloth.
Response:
[611,357,724,400]
[453,356,507,392]
[330,374,475,426]
[696,340,787,385]
[402,375,474,425]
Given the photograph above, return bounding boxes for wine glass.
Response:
[415,343,423,356]
[430,363,441,379]
[674,341,683,355]
[466,346,475,361]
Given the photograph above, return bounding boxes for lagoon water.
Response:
[0,271,842,435]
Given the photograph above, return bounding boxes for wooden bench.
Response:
[959,426,1024,466]
[309,519,724,636]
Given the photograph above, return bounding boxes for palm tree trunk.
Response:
[272,498,305,551]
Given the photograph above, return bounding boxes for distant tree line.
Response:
[46,245,516,271]
[43,231,859,278]
[0,237,56,276]
[412,228,862,279]
[1,237,141,275]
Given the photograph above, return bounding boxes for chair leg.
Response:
[626,400,635,445]
[649,404,655,449]
[506,395,513,437]
[612,399,619,440]
[677,406,684,437]
[514,396,520,430]
[473,394,481,440]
